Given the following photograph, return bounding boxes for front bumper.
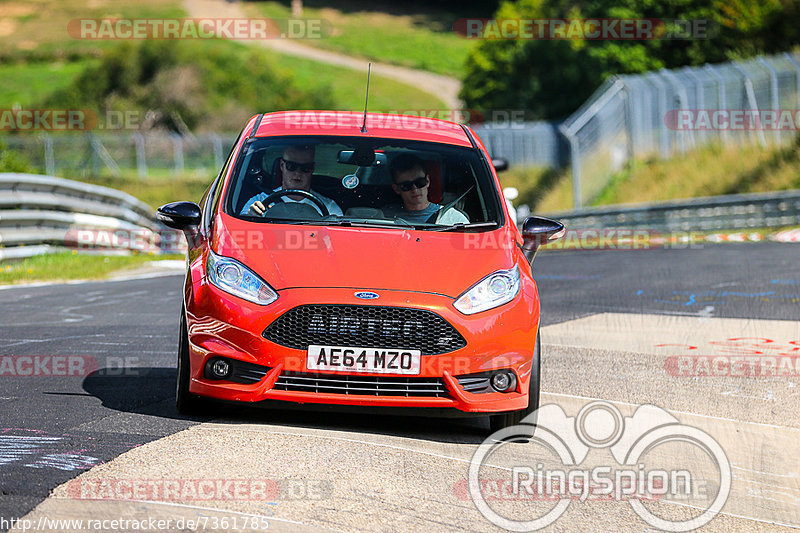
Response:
[185,282,540,414]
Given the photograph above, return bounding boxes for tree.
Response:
[460,0,800,120]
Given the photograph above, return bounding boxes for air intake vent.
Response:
[263,305,466,355]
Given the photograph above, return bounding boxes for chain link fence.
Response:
[472,121,565,169]
[472,51,800,209]
[561,51,800,208]
[3,51,799,205]
[1,133,237,179]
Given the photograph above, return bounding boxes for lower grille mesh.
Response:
[274,372,448,397]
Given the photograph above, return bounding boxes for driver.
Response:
[240,145,343,217]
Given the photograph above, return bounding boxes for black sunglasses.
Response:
[395,176,428,191]
[282,158,315,173]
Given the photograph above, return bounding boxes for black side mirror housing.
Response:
[492,158,509,172]
[156,201,201,230]
[521,216,565,263]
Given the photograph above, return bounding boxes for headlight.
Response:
[206,250,278,305]
[454,266,520,315]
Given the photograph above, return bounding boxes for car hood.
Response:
[212,215,521,298]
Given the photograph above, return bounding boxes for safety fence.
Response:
[0,173,181,261]
[545,189,800,233]
[561,52,800,208]
[1,133,237,179]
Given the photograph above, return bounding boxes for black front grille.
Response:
[263,305,466,355]
[274,371,448,397]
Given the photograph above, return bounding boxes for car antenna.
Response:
[360,63,371,133]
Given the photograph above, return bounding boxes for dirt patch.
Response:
[0,19,18,37]
[0,3,36,17]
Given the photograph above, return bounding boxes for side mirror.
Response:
[521,216,565,263]
[156,201,201,230]
[492,158,509,172]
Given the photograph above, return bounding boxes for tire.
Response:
[176,309,205,415]
[488,328,541,434]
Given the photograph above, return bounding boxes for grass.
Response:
[0,60,97,108]
[0,251,183,284]
[591,140,800,206]
[0,0,185,58]
[246,1,474,77]
[515,137,800,214]
[0,0,445,115]
[276,51,446,111]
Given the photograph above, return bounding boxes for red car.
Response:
[157,111,563,431]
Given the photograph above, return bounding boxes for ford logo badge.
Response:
[354,291,379,300]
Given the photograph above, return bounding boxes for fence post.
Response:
[559,124,582,210]
[621,79,634,162]
[659,68,695,152]
[783,52,800,108]
[704,64,728,145]
[212,134,223,170]
[42,133,55,176]
[134,133,147,178]
[89,135,121,177]
[682,66,706,145]
[171,134,184,175]
[645,73,670,158]
[732,63,767,147]
[758,56,781,145]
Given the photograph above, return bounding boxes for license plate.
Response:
[307,345,421,375]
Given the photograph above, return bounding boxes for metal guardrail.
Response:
[544,189,800,232]
[0,173,173,261]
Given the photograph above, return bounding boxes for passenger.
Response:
[383,153,469,224]
[241,145,343,217]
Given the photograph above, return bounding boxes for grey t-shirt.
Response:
[382,203,469,224]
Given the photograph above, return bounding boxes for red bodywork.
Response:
[182,112,540,414]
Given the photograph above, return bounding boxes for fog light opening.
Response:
[491,371,516,392]
[207,358,231,380]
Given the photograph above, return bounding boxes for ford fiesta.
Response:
[157,111,563,431]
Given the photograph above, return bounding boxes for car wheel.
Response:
[488,328,541,434]
[176,309,205,415]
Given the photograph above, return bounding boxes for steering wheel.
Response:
[261,189,329,217]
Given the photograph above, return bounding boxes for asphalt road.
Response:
[0,242,798,531]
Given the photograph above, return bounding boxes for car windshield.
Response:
[224,136,503,229]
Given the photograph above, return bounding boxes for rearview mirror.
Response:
[337,150,387,166]
[521,216,565,263]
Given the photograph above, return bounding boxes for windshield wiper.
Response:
[322,220,410,229]
[431,222,499,232]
